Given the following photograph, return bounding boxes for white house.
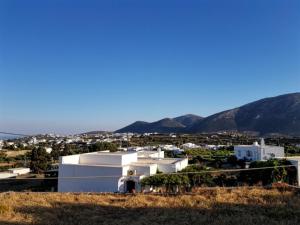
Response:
[58,150,188,193]
[0,140,3,150]
[45,147,53,154]
[181,143,199,150]
[234,139,284,161]
[8,168,30,176]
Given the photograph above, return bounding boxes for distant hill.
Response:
[189,93,300,135]
[173,114,203,127]
[116,118,186,133]
[115,93,300,135]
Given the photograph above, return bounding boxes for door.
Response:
[126,180,136,193]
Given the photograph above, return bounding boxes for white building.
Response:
[0,140,3,150]
[0,173,17,179]
[8,168,30,176]
[29,137,38,145]
[181,143,199,150]
[234,139,284,161]
[45,147,53,154]
[58,151,188,193]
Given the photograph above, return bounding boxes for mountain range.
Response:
[115,93,300,136]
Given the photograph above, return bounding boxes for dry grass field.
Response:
[0,187,299,225]
[4,150,31,158]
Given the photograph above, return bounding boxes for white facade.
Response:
[182,143,199,150]
[8,168,30,176]
[45,147,53,154]
[0,173,17,179]
[234,139,284,161]
[58,151,188,193]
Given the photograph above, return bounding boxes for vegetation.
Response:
[141,159,297,192]
[30,147,51,174]
[141,174,190,192]
[0,188,300,225]
[285,145,300,156]
[239,159,297,186]
[88,142,118,152]
[185,148,233,157]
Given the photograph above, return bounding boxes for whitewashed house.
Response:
[8,168,30,176]
[45,147,53,154]
[234,139,284,161]
[182,143,199,150]
[58,150,188,193]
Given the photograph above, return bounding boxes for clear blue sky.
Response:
[0,0,299,134]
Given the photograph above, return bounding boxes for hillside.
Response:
[173,114,203,127]
[116,93,300,135]
[116,118,187,133]
[0,188,300,225]
[189,93,300,135]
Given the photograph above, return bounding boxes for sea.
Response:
[0,134,22,140]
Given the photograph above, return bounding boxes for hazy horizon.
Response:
[1,0,299,134]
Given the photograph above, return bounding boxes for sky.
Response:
[0,0,299,134]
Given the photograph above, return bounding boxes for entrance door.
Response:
[126,180,136,193]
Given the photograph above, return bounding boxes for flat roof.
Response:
[135,158,185,165]
[86,151,137,156]
[69,163,125,168]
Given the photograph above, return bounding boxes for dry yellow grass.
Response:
[4,150,31,158]
[0,187,299,225]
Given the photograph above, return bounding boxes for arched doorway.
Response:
[126,180,136,193]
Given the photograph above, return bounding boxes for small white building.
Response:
[58,151,188,193]
[234,139,284,161]
[8,168,30,176]
[181,143,199,150]
[0,173,17,179]
[45,147,53,154]
[29,137,38,145]
[0,140,3,150]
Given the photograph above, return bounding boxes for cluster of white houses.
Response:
[58,150,188,193]
[58,139,300,192]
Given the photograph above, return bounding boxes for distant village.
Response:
[1,132,300,193]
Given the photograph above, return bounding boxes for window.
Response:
[247,150,252,157]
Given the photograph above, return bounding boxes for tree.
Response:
[61,144,73,156]
[89,142,118,152]
[0,151,7,162]
[30,147,51,174]
[50,145,61,161]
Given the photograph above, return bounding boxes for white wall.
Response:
[235,145,285,161]
[59,164,124,177]
[58,164,125,192]
[79,153,137,166]
[157,164,176,173]
[58,177,121,192]
[80,154,122,165]
[234,146,260,161]
[60,154,80,165]
[262,146,284,160]
[129,164,157,176]
[122,153,138,165]
[175,158,188,172]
